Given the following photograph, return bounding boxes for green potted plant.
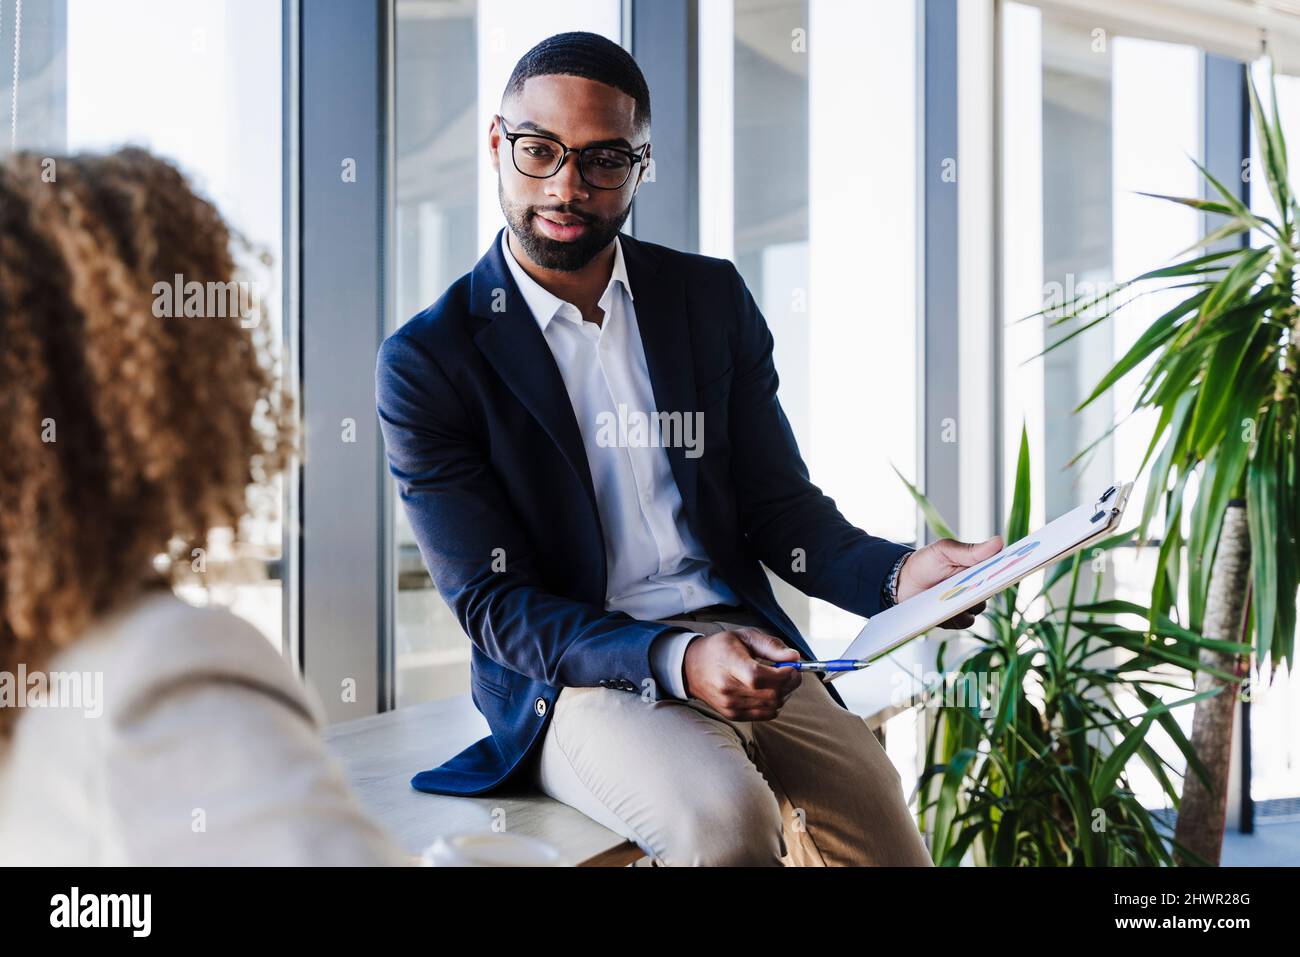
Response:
[896,426,1248,865]
[1029,64,1299,864]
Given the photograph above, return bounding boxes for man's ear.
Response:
[488,116,501,173]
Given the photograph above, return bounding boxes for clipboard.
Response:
[825,480,1134,682]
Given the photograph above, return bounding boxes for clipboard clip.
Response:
[1090,484,1119,524]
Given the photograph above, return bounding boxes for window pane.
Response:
[1001,4,1204,810]
[391,0,621,708]
[1004,9,1201,543]
[727,0,920,649]
[3,0,286,651]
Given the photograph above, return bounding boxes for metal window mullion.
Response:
[630,0,698,250]
[922,0,961,542]
[297,0,391,723]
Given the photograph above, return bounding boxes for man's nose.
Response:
[545,152,590,203]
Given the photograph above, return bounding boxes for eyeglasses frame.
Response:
[496,114,651,191]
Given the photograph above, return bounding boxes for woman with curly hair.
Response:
[0,147,406,865]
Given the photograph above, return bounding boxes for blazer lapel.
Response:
[471,230,601,525]
[619,233,701,526]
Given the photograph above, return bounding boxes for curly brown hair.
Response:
[0,147,294,727]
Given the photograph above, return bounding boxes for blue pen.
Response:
[760,658,868,673]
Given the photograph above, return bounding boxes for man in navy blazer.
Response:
[377,32,1001,865]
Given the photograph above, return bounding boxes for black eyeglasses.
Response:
[497,115,650,190]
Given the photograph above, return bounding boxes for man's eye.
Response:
[586,152,628,170]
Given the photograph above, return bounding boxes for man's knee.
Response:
[660,777,785,866]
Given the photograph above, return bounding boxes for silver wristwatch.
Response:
[881,549,914,609]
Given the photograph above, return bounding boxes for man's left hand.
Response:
[895,535,1004,629]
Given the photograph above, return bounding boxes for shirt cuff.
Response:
[649,629,704,700]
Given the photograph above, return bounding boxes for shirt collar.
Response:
[498,227,634,332]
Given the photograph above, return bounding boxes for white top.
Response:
[0,589,409,866]
[500,230,736,697]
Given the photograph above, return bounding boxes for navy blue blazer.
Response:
[376,226,912,797]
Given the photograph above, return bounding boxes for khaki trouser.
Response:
[530,605,934,866]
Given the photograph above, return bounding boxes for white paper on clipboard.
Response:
[825,481,1134,682]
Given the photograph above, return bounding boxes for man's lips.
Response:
[534,212,590,241]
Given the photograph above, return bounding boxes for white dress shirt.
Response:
[500,229,738,699]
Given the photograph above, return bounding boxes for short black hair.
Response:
[502,31,651,135]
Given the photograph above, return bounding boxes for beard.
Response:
[498,178,633,272]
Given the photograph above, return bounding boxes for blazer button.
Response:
[534,697,547,717]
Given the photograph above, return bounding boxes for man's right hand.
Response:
[681,627,802,721]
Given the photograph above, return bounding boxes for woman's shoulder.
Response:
[1,589,406,865]
[64,589,324,729]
